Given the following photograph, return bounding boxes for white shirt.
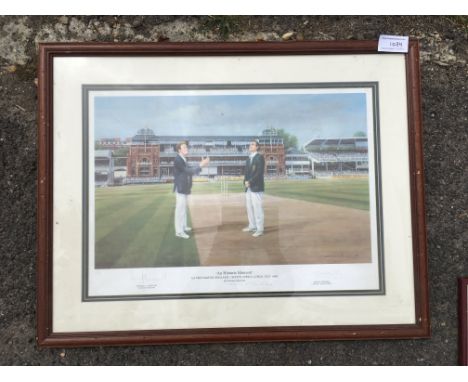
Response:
[249,152,258,161]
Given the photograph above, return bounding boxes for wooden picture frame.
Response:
[37,40,430,347]
[459,278,468,365]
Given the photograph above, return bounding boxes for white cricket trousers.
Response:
[245,189,264,232]
[175,192,188,234]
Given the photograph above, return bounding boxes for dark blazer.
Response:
[244,153,265,192]
[173,154,201,194]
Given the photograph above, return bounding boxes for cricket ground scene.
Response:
[84,85,383,300]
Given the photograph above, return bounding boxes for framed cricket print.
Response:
[459,278,468,365]
[37,40,430,347]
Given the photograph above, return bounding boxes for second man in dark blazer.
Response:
[243,140,265,237]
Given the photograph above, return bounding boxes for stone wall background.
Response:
[0,15,467,365]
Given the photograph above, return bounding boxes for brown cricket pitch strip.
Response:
[187,193,371,266]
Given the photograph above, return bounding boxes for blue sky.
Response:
[94,92,368,147]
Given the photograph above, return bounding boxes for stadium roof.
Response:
[132,135,259,143]
[132,128,159,143]
[160,135,258,140]
[132,133,284,144]
[304,137,368,151]
[262,128,279,136]
[98,137,121,141]
[286,148,308,155]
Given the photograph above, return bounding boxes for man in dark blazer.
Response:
[243,140,265,237]
[173,141,209,239]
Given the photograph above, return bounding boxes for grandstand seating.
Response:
[309,151,368,162]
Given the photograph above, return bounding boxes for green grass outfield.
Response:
[265,178,369,211]
[94,177,369,268]
[95,184,199,268]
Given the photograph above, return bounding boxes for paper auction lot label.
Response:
[378,35,409,53]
